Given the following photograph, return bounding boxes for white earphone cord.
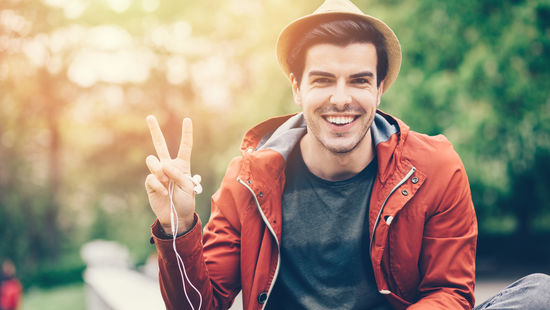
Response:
[169,179,203,310]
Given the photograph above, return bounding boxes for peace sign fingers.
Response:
[145,115,197,234]
[146,115,193,176]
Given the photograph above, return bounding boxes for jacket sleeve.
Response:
[408,164,477,309]
[152,204,242,310]
[152,214,213,310]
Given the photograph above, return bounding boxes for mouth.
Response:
[323,115,360,126]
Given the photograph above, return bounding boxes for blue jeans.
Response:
[474,273,550,309]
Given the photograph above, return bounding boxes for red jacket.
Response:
[152,111,477,310]
[0,277,22,310]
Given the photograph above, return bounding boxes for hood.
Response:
[241,111,403,163]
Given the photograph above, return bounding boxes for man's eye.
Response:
[351,78,369,84]
[313,78,331,84]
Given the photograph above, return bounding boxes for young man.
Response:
[144,0,550,309]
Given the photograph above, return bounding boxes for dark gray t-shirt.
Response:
[266,146,391,310]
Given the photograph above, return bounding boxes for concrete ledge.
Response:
[84,267,164,310]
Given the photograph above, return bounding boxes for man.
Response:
[144,0,550,309]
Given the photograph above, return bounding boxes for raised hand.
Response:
[145,115,197,235]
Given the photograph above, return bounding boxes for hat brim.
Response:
[276,11,401,94]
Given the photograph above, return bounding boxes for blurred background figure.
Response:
[0,259,22,310]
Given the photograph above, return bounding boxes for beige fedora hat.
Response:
[276,0,401,93]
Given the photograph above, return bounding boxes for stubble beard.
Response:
[306,112,374,156]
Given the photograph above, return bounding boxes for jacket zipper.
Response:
[369,167,416,255]
[237,177,280,310]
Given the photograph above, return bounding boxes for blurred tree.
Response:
[376,0,550,237]
[0,0,68,265]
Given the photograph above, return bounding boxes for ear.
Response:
[290,73,302,106]
[376,80,385,107]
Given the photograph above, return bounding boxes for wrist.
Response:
[160,214,196,236]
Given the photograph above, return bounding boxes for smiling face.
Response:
[292,42,384,155]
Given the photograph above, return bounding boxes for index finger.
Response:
[146,115,171,161]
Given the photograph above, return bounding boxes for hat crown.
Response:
[314,0,364,15]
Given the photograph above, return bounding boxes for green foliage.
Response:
[23,258,85,288]
[22,283,85,310]
[377,0,550,235]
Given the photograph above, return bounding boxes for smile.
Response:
[323,115,359,126]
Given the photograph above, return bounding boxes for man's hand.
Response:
[145,115,196,235]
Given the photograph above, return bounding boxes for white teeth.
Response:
[326,116,354,125]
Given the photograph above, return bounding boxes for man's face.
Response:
[291,42,383,154]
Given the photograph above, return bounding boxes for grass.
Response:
[21,283,85,310]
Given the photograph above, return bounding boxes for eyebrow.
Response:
[307,70,375,79]
[350,71,374,79]
[308,71,335,78]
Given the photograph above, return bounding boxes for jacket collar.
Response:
[239,110,408,184]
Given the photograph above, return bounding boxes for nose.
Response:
[329,80,352,107]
